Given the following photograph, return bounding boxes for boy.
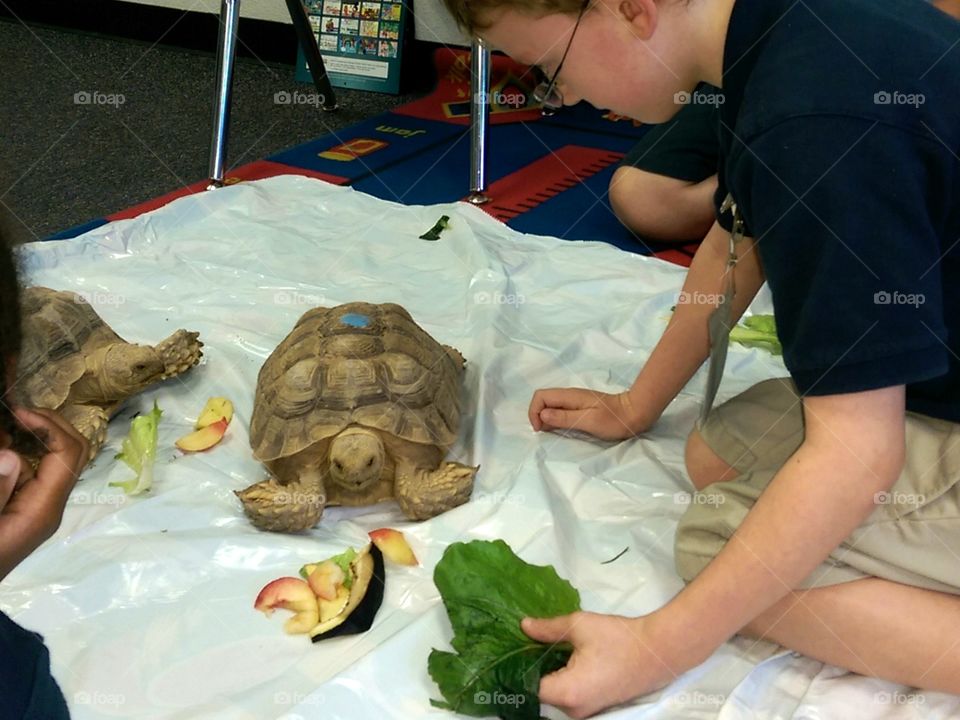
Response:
[441,0,960,717]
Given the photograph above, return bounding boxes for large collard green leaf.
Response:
[428,540,581,719]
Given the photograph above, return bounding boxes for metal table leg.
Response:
[207,0,241,189]
[285,0,338,111]
[466,37,491,205]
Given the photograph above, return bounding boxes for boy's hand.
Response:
[528,388,651,440]
[522,610,709,719]
[0,407,88,580]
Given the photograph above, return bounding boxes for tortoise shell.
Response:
[250,302,464,462]
[16,287,126,409]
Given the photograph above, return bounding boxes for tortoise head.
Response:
[328,426,385,492]
[100,344,165,398]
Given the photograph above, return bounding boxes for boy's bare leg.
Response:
[609,168,718,242]
[740,577,960,693]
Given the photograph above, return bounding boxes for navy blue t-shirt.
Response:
[715,0,960,422]
[0,610,70,719]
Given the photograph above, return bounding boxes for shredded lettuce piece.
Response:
[299,547,359,589]
[109,402,162,495]
[730,314,783,355]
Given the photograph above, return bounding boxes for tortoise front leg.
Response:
[235,468,327,533]
[155,329,203,379]
[58,403,109,466]
[394,458,477,520]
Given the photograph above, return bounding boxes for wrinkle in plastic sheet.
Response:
[2,177,957,719]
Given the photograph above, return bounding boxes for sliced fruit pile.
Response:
[176,397,233,452]
[254,529,417,642]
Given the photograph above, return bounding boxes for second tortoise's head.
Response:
[328,426,385,492]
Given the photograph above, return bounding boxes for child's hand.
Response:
[528,388,651,440]
[0,407,88,581]
[521,611,707,719]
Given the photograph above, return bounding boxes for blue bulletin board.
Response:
[296,0,408,94]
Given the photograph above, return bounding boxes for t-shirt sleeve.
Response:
[733,116,950,396]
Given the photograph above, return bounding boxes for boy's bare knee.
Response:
[684,428,738,490]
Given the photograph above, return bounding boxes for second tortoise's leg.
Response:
[155,330,203,379]
[235,468,327,533]
[394,458,477,520]
[59,404,109,465]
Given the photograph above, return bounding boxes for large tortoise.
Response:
[236,301,477,533]
[15,286,203,463]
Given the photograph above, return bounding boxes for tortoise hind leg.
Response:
[155,330,203,379]
[59,404,109,466]
[394,459,477,520]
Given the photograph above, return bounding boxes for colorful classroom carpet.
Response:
[49,48,700,267]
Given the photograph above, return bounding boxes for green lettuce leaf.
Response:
[109,401,162,495]
[730,313,782,355]
[429,540,581,719]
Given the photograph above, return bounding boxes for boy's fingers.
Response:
[12,407,85,455]
[521,614,577,643]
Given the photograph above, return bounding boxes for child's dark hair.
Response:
[0,212,22,443]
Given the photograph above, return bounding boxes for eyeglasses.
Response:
[532,0,589,116]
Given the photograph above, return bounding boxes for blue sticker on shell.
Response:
[340,312,370,328]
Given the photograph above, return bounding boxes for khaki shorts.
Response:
[674,377,960,594]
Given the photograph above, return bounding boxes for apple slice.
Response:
[196,397,234,429]
[175,417,228,452]
[368,528,418,566]
[254,577,320,634]
[306,560,346,601]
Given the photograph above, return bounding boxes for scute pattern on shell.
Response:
[250,302,463,462]
[17,287,124,408]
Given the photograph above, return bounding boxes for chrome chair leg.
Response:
[467,36,491,205]
[207,0,242,189]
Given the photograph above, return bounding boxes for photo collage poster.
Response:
[299,0,406,92]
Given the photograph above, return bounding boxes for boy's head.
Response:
[442,0,722,123]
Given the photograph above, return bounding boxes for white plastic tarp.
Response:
[2,176,956,719]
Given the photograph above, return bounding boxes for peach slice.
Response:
[254,577,320,634]
[368,528,418,566]
[306,560,346,601]
[175,417,228,452]
[196,397,234,429]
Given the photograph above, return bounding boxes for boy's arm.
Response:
[660,385,907,659]
[627,220,766,429]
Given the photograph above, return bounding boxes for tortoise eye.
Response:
[334,460,343,471]
[366,457,374,467]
